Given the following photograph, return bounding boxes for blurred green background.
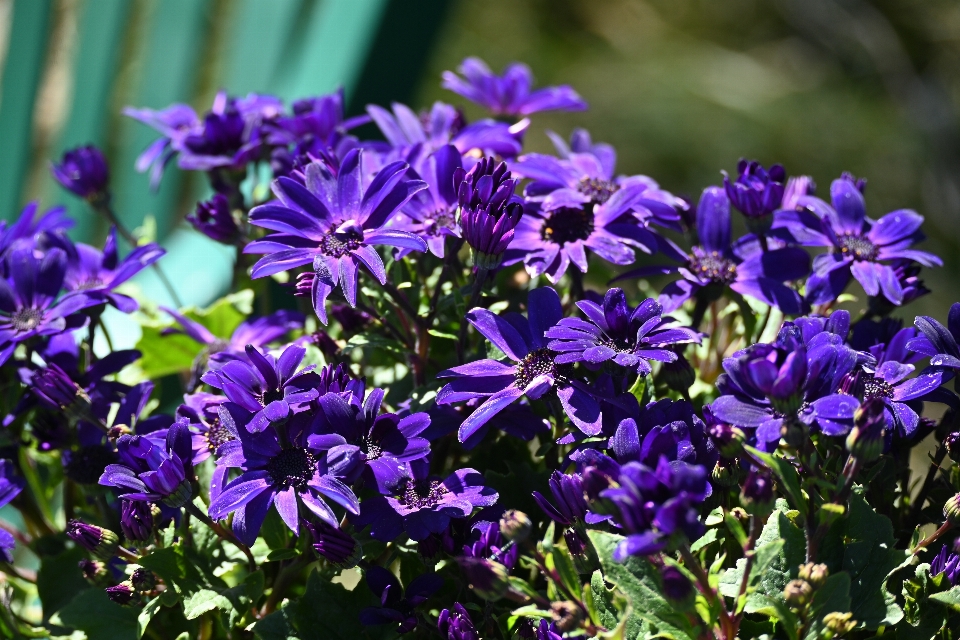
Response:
[0,0,958,319]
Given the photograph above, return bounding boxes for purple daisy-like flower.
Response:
[442,57,587,117]
[208,413,359,544]
[545,128,616,178]
[723,159,785,234]
[782,173,941,306]
[423,401,550,451]
[200,344,320,433]
[389,145,463,258]
[306,387,431,493]
[50,145,110,201]
[546,289,700,375]
[616,186,810,315]
[709,323,861,446]
[437,287,602,441]
[0,202,74,264]
[599,456,709,561]
[99,419,194,507]
[359,567,444,633]
[123,103,201,189]
[367,101,528,166]
[353,464,498,542]
[0,245,100,366]
[63,227,165,313]
[610,398,719,470]
[910,303,960,374]
[931,544,960,586]
[532,470,608,541]
[506,152,681,283]
[267,89,369,160]
[840,360,945,439]
[245,149,427,323]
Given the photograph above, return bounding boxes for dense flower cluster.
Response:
[3,55,959,640]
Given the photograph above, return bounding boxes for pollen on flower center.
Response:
[11,307,43,332]
[319,231,362,258]
[204,419,235,454]
[267,447,317,491]
[863,375,895,400]
[688,248,737,285]
[425,211,456,236]
[396,478,447,510]
[362,437,382,460]
[540,206,595,245]
[514,348,558,389]
[74,277,105,291]
[577,177,618,205]
[206,339,230,356]
[838,234,878,261]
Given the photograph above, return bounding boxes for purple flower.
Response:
[442,57,587,117]
[188,194,241,244]
[66,519,119,559]
[910,303,960,372]
[353,466,498,542]
[423,401,550,451]
[0,202,74,263]
[437,287,602,441]
[105,583,137,606]
[931,544,960,586]
[306,387,431,493]
[359,566,443,633]
[599,456,708,561]
[368,102,528,165]
[267,90,368,160]
[457,156,523,269]
[50,145,110,201]
[306,519,357,565]
[546,289,700,374]
[208,414,359,545]
[100,420,195,507]
[723,159,785,233]
[546,128,616,178]
[389,145,463,258]
[462,519,519,571]
[120,498,153,542]
[0,529,14,563]
[507,153,680,283]
[0,246,100,365]
[610,399,719,470]
[785,174,941,305]
[123,103,201,188]
[200,344,319,433]
[0,459,25,509]
[438,603,479,640]
[616,186,810,315]
[840,360,946,439]
[245,149,427,323]
[709,324,861,445]
[63,227,165,313]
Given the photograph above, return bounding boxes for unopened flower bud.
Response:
[823,611,857,635]
[500,510,532,543]
[51,145,110,201]
[783,579,812,608]
[306,521,359,567]
[105,582,138,606]
[798,563,828,589]
[67,520,119,560]
[708,423,744,458]
[120,500,153,542]
[740,470,774,516]
[161,480,193,508]
[660,565,695,607]
[457,557,510,601]
[711,460,743,488]
[658,353,695,395]
[550,601,583,633]
[131,567,155,592]
[945,432,960,463]
[437,602,478,640]
[78,559,107,583]
[846,398,885,462]
[944,493,960,525]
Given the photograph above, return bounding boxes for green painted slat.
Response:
[44,0,131,242]
[223,0,303,95]
[0,0,52,222]
[111,0,210,245]
[276,0,390,100]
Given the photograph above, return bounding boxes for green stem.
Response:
[184,502,256,571]
[456,268,488,364]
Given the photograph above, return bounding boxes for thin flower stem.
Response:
[184,502,256,571]
[807,455,862,562]
[912,521,954,555]
[379,280,425,329]
[427,239,464,321]
[733,514,762,624]
[261,554,313,616]
[456,267,489,363]
[679,543,734,640]
[906,443,947,530]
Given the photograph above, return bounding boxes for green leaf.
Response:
[803,573,852,640]
[182,588,234,620]
[718,539,784,600]
[427,329,458,340]
[551,547,582,596]
[930,585,960,611]
[289,569,393,640]
[590,530,698,640]
[51,588,139,640]
[37,544,91,619]
[137,597,165,639]
[745,447,807,517]
[689,527,718,553]
[591,570,639,640]
[840,489,905,629]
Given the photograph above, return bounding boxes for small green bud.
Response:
[823,611,857,635]
[944,493,960,525]
[797,563,828,589]
[846,398,885,462]
[783,579,812,608]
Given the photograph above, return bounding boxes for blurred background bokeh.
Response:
[0,0,958,320]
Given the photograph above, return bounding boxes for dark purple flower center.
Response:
[515,348,559,389]
[688,249,737,285]
[204,419,235,454]
[319,231,362,258]
[540,206,595,246]
[577,177,618,205]
[863,375,895,400]
[599,336,634,353]
[362,437,382,460]
[838,234,878,261]
[425,211,456,237]
[260,388,284,405]
[267,447,317,491]
[11,307,43,332]
[397,478,447,510]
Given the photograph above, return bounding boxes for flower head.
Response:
[50,145,110,201]
[547,289,700,374]
[100,420,195,507]
[457,156,523,269]
[438,603,479,640]
[438,287,602,441]
[0,459,25,509]
[442,57,587,117]
[306,520,358,566]
[723,159,785,232]
[610,399,719,470]
[931,544,960,586]
[188,194,241,244]
[245,149,427,323]
[120,499,153,542]
[66,519,119,560]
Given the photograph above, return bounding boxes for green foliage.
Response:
[50,588,139,640]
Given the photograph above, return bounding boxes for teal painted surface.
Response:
[0,0,52,221]
[223,0,304,95]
